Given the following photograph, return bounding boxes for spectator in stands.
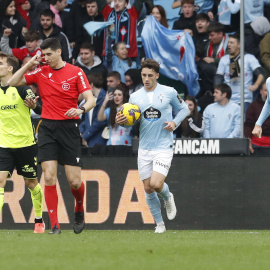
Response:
[207,0,240,33]
[204,22,228,66]
[193,12,210,48]
[175,95,204,138]
[1,29,42,62]
[245,83,270,153]
[243,0,270,56]
[203,83,241,138]
[98,85,134,145]
[80,74,108,147]
[72,0,104,61]
[35,9,72,62]
[195,44,215,112]
[106,71,122,90]
[124,68,143,95]
[68,0,88,49]
[0,0,28,48]
[172,0,197,35]
[172,0,214,15]
[105,36,137,83]
[250,16,270,76]
[31,0,72,43]
[15,0,35,29]
[151,5,168,28]
[97,0,147,58]
[214,33,266,113]
[75,42,108,81]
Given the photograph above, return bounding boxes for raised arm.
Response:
[8,55,40,86]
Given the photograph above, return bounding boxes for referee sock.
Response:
[0,188,4,214]
[158,182,170,201]
[145,192,163,224]
[71,182,85,213]
[45,185,60,229]
[29,183,43,220]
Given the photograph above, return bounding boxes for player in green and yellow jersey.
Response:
[0,52,45,233]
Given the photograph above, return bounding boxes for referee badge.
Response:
[62,83,70,91]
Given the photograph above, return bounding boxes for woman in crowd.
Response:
[175,95,204,138]
[0,0,28,48]
[97,86,134,146]
[124,68,143,95]
[151,5,169,28]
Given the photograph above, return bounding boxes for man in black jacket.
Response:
[33,9,71,62]
[71,0,105,61]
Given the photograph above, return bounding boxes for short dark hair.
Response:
[24,30,41,42]
[87,73,103,88]
[141,58,160,73]
[80,42,95,52]
[215,83,232,99]
[196,13,210,22]
[0,52,19,74]
[229,33,240,43]
[40,9,55,19]
[40,38,62,51]
[107,71,121,81]
[85,0,97,4]
[50,0,65,5]
[181,0,194,5]
[207,22,225,34]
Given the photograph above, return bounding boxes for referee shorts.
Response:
[0,145,38,179]
[138,149,173,181]
[38,119,82,167]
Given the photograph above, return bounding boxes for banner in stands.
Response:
[1,155,270,230]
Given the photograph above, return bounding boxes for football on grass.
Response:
[117,103,141,126]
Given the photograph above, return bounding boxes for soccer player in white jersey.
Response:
[116,59,190,233]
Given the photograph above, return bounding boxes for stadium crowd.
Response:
[1,0,270,150]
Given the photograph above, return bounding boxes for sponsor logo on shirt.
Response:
[62,83,70,91]
[143,107,161,122]
[26,89,35,99]
[1,104,18,110]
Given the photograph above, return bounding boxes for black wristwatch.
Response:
[79,106,86,114]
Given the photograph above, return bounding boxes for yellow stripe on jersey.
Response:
[0,86,35,148]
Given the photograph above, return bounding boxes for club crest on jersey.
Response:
[62,83,70,91]
[48,73,52,78]
[12,93,16,100]
[158,94,164,103]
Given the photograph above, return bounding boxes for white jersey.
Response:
[129,83,189,150]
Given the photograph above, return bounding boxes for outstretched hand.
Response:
[24,96,39,109]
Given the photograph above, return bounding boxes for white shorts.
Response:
[138,149,174,181]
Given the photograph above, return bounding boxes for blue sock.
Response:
[145,192,163,224]
[158,182,170,201]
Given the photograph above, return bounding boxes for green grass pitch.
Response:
[0,230,270,270]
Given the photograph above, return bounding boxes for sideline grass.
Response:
[0,230,270,270]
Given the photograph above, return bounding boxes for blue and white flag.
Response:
[141,15,200,96]
[83,21,113,36]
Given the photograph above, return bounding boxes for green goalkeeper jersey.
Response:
[0,85,37,148]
